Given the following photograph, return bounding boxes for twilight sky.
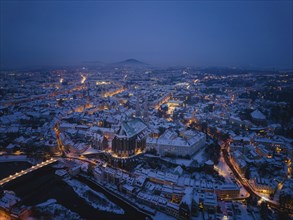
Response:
[0,1,292,69]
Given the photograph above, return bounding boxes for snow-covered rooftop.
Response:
[251,110,266,120]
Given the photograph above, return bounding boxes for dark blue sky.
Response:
[1,1,292,69]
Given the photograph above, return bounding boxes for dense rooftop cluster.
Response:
[0,65,292,219]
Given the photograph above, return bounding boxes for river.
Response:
[0,161,31,179]
[1,163,149,220]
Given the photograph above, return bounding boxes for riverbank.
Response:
[1,163,150,219]
[76,174,152,219]
[64,178,125,215]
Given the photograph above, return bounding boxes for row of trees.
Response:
[205,142,221,165]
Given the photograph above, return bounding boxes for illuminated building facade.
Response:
[112,118,148,157]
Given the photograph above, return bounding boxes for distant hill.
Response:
[113,59,149,67]
[119,58,147,64]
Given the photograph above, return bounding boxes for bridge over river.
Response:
[0,158,58,186]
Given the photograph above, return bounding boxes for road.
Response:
[222,148,286,212]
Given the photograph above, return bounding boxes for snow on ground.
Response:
[153,211,176,220]
[64,178,124,215]
[239,185,249,198]
[216,154,233,182]
[174,158,193,166]
[33,199,81,220]
[162,157,193,166]
[161,147,207,167]
[36,198,57,207]
[216,153,249,197]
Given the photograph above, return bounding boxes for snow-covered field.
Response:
[161,146,207,167]
[32,199,82,220]
[64,178,124,215]
[162,157,193,166]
